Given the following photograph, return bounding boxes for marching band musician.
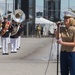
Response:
[17,23,24,50]
[0,19,2,49]
[1,16,11,55]
[10,20,19,53]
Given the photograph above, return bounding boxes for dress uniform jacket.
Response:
[60,26,75,52]
[2,22,10,37]
[17,24,24,36]
[36,25,42,38]
[10,24,18,38]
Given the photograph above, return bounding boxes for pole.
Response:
[5,0,7,15]
[26,22,29,37]
[8,3,9,11]
[57,40,59,75]
[17,0,21,9]
[32,0,36,36]
[13,0,15,13]
[57,22,60,75]
[68,0,70,10]
[18,0,21,9]
[17,0,19,9]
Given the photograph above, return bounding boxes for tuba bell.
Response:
[11,9,25,36]
[12,9,25,23]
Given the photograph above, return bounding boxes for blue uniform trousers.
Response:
[60,51,75,75]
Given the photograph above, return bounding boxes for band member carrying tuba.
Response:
[10,9,25,53]
[1,16,11,55]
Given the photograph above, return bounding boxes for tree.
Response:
[69,8,75,13]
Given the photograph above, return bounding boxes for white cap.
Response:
[64,11,75,18]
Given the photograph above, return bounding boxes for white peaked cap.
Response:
[64,11,75,18]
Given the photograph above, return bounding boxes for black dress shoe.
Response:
[2,53,9,55]
[17,48,19,50]
[2,53,5,55]
[0,47,2,49]
[11,51,17,53]
[5,53,9,55]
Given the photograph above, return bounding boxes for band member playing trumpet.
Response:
[1,16,10,55]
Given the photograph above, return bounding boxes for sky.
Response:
[36,0,43,12]
[0,0,75,19]
[0,0,13,15]
[36,0,75,19]
[36,0,75,11]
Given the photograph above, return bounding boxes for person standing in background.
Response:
[36,24,42,38]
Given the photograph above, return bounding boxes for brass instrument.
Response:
[0,23,2,35]
[0,20,2,31]
[11,9,25,36]
[1,22,10,36]
[12,9,25,23]
[0,13,3,33]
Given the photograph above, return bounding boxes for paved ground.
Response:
[0,37,60,75]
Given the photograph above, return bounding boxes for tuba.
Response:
[11,9,25,36]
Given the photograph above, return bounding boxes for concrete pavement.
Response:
[0,37,60,75]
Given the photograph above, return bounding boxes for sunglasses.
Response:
[64,16,71,19]
[4,18,7,19]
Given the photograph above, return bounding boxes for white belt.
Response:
[6,30,8,32]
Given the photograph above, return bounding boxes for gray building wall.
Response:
[44,0,61,22]
[15,0,36,35]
